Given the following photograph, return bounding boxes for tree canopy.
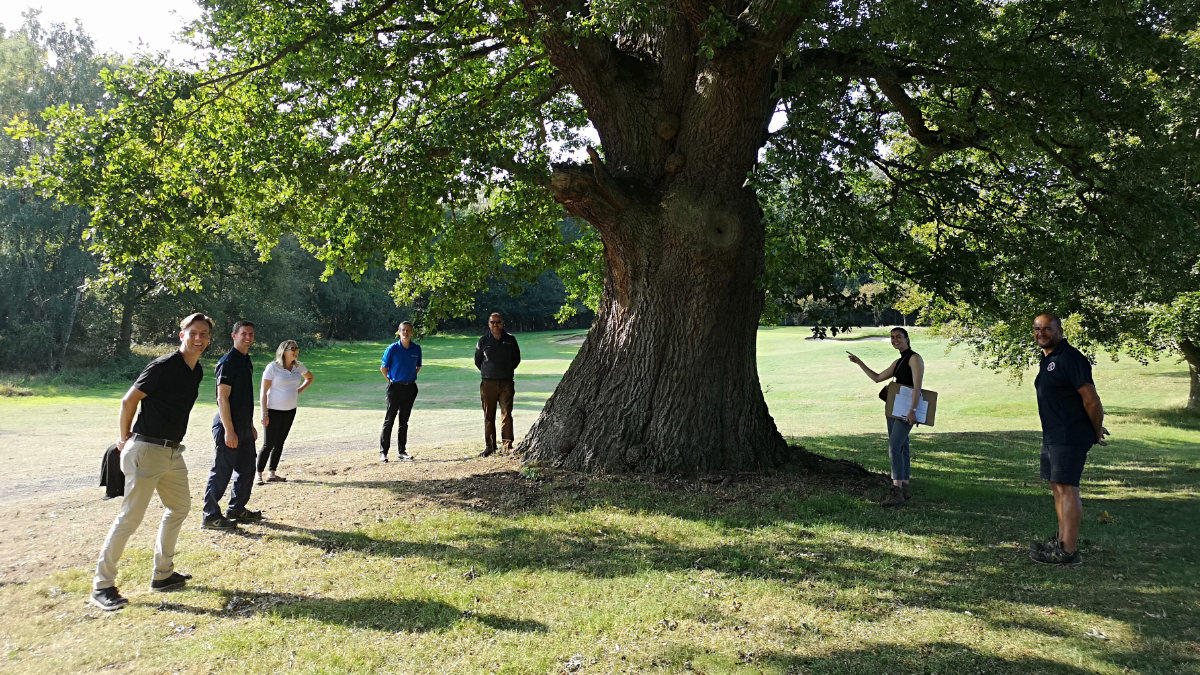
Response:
[10,0,1200,471]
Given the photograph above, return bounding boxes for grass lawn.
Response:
[1,327,1197,673]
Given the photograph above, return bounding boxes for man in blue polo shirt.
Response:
[379,321,422,462]
[1029,313,1109,566]
[202,320,261,529]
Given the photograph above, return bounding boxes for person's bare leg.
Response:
[1052,482,1082,552]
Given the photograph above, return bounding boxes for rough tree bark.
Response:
[519,3,801,472]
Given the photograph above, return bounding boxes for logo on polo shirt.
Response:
[1046,362,1056,372]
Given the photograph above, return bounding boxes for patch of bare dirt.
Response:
[0,443,882,584]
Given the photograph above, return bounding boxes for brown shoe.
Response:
[502,441,513,454]
[881,485,906,508]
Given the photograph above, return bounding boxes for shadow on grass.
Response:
[758,641,1098,674]
[248,430,1199,670]
[157,585,547,633]
[1107,405,1200,431]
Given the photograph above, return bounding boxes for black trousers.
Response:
[257,408,297,472]
[380,381,418,455]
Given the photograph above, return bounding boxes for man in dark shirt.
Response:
[90,313,212,611]
[379,321,421,462]
[475,312,521,456]
[1029,313,1109,566]
[202,320,262,529]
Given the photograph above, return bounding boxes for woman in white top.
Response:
[256,340,313,484]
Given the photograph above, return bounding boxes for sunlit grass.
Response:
[1,327,1197,671]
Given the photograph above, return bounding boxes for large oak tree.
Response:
[11,0,1200,471]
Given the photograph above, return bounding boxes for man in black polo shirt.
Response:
[90,313,212,611]
[475,312,521,456]
[1029,313,1109,566]
[202,320,262,529]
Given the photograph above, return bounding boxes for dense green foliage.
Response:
[0,15,589,372]
[0,17,110,370]
[8,1,1197,338]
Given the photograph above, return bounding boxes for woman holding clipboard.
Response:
[846,327,924,508]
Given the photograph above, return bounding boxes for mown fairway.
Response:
[1,328,1197,672]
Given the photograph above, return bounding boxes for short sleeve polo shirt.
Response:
[213,347,254,430]
[1034,339,1095,447]
[130,351,204,443]
[382,340,422,383]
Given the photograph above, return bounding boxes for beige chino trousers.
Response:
[94,440,190,590]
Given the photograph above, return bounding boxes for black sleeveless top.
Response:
[894,349,917,387]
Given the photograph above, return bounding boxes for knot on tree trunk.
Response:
[550,147,629,221]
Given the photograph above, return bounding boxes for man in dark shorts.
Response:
[202,320,262,529]
[1030,313,1109,566]
[90,313,212,611]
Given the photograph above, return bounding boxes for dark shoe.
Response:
[502,441,513,454]
[1030,533,1059,553]
[881,485,906,508]
[201,515,238,530]
[1031,543,1082,566]
[150,572,192,592]
[90,587,128,611]
[230,509,263,523]
[395,451,413,461]
[266,474,287,482]
[902,482,912,500]
[379,452,389,463]
[479,447,495,457]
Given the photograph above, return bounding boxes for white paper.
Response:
[889,385,929,424]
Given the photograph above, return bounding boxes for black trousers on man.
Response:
[380,381,418,457]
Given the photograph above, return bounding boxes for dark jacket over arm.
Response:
[475,332,521,380]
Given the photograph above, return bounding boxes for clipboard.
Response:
[884,381,938,426]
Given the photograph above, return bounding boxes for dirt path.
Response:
[0,440,520,584]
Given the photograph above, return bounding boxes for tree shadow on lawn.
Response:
[247,431,1199,670]
[1105,405,1200,432]
[756,641,1099,674]
[155,585,547,634]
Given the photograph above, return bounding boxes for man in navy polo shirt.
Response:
[379,321,422,462]
[1029,313,1109,566]
[202,320,262,529]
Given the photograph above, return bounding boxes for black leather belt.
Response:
[131,434,182,449]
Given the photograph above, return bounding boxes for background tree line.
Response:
[0,15,590,373]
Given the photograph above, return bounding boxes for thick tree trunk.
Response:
[1181,339,1200,411]
[114,290,136,360]
[518,2,801,472]
[521,183,790,473]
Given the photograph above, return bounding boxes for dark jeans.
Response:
[480,379,515,452]
[257,408,297,472]
[380,381,418,455]
[203,423,256,520]
[886,416,912,481]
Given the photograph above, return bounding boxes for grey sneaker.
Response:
[201,515,238,530]
[1031,543,1082,566]
[230,509,263,523]
[1030,533,1059,553]
[881,485,906,508]
[90,586,128,611]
